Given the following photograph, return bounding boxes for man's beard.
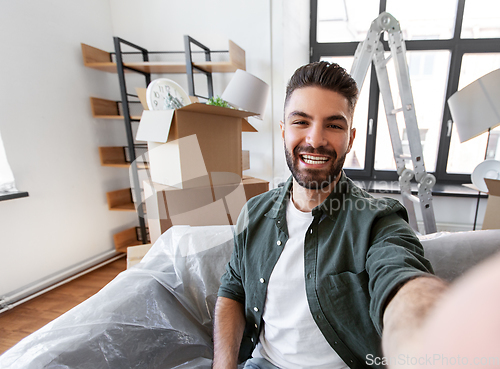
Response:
[285,143,347,190]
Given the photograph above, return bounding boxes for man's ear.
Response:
[347,127,356,154]
[280,121,285,140]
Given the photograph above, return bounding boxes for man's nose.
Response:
[305,125,327,148]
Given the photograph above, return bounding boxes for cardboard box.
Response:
[136,103,257,189]
[144,175,269,243]
[482,178,500,230]
[127,244,152,269]
[242,150,250,171]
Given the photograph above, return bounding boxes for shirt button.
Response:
[254,307,259,312]
[251,337,254,342]
[255,323,258,329]
[276,240,282,246]
[259,278,265,283]
[310,229,313,234]
[316,315,322,320]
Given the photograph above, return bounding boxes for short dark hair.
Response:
[284,61,359,114]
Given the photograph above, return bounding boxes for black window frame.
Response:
[310,0,500,184]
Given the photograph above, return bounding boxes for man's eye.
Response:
[293,121,307,125]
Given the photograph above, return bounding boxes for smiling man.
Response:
[213,62,447,369]
[281,81,355,212]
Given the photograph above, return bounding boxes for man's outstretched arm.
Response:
[382,276,448,361]
[213,296,246,369]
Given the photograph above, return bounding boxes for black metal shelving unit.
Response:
[113,37,151,245]
[184,35,214,99]
[108,35,230,246]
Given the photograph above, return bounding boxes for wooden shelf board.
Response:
[107,162,148,168]
[85,62,243,74]
[85,61,243,74]
[125,62,188,74]
[85,62,192,74]
[82,40,246,75]
[193,61,240,73]
[113,227,149,253]
[93,114,142,120]
[107,188,133,211]
[84,62,121,73]
[107,188,146,214]
[101,162,149,169]
[90,97,141,120]
[109,203,136,212]
[99,147,149,169]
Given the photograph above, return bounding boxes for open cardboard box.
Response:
[136,101,257,189]
[143,174,269,244]
[482,178,500,230]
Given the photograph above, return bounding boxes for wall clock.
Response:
[146,78,190,110]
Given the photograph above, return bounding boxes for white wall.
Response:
[0,0,138,297]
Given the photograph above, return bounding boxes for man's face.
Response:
[281,86,356,190]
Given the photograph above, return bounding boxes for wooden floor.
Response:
[0,256,127,355]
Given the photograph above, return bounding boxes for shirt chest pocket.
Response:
[328,270,369,293]
[319,270,373,331]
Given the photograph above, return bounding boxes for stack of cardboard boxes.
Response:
[136,101,269,244]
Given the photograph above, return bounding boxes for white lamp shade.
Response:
[471,159,500,192]
[221,69,270,119]
[448,68,500,143]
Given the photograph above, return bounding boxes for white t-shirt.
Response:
[251,198,349,369]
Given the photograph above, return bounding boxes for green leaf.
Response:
[206,95,231,108]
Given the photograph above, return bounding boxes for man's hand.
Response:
[213,296,246,369]
[382,276,448,364]
[389,252,500,368]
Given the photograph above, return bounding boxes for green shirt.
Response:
[218,173,434,368]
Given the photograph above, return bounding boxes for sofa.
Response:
[1,226,499,368]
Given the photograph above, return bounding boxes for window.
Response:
[0,130,28,201]
[0,132,17,193]
[310,0,500,183]
[321,56,370,169]
[372,50,450,173]
[316,0,380,43]
[446,53,500,173]
[461,0,500,39]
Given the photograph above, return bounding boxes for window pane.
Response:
[386,0,457,40]
[457,53,500,90]
[461,0,500,39]
[375,51,450,172]
[446,53,500,174]
[316,0,380,43]
[0,130,17,193]
[321,56,368,170]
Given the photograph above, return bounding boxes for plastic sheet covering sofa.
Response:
[0,225,236,369]
[1,226,500,368]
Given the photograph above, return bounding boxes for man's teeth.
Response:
[302,155,329,164]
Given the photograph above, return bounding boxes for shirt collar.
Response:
[265,176,292,220]
[317,171,352,220]
[265,171,352,221]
